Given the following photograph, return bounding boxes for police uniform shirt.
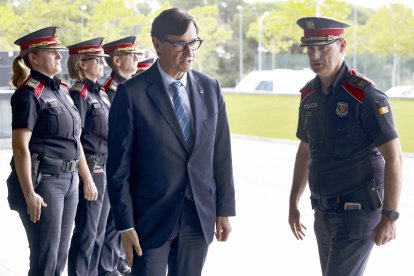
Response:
[103,70,126,103]
[69,79,110,155]
[11,70,82,161]
[296,62,398,198]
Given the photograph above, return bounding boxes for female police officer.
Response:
[7,26,96,275]
[66,37,111,276]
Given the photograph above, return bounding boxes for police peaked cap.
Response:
[102,36,141,54]
[137,57,155,70]
[67,37,109,57]
[14,26,67,53]
[297,17,350,47]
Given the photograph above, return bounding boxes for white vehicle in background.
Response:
[232,68,315,95]
[385,85,414,98]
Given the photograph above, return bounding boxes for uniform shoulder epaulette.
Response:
[342,69,374,103]
[19,77,44,99]
[300,80,315,103]
[60,81,69,93]
[70,82,87,100]
[103,77,118,93]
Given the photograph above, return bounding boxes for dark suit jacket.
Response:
[107,63,236,249]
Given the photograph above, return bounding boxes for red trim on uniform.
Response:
[69,45,103,55]
[79,86,88,100]
[20,36,59,50]
[300,83,315,103]
[138,63,151,69]
[304,28,344,38]
[342,82,364,103]
[60,82,69,92]
[103,43,135,53]
[19,77,44,98]
[103,77,114,92]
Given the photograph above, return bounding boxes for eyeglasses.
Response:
[161,38,203,52]
[82,56,104,63]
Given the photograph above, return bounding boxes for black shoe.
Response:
[117,259,131,276]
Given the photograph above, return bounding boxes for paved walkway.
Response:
[0,136,413,275]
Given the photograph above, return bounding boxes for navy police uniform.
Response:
[7,26,81,276]
[296,17,399,276]
[66,38,112,276]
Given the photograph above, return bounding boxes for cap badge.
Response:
[336,101,348,117]
[305,20,315,29]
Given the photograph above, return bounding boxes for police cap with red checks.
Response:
[297,17,350,47]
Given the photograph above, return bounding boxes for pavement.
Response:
[0,135,413,276]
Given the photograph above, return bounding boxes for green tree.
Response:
[0,4,17,50]
[359,4,414,86]
[246,0,351,66]
[189,5,232,76]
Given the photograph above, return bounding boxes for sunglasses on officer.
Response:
[160,37,203,52]
[82,56,104,64]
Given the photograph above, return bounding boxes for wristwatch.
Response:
[381,209,400,221]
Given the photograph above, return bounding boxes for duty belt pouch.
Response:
[31,153,42,189]
[366,179,383,210]
[41,156,63,176]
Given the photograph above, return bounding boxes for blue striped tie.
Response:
[170,81,193,148]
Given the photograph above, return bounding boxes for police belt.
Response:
[41,155,79,175]
[311,186,374,211]
[85,153,107,166]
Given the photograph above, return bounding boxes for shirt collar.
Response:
[157,60,188,89]
[111,70,126,83]
[30,70,61,91]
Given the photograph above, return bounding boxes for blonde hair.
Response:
[67,54,85,82]
[10,49,40,88]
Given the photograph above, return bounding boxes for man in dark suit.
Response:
[106,7,236,276]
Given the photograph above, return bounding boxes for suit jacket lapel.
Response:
[145,66,188,150]
[187,71,204,152]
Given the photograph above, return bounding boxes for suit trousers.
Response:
[68,167,111,276]
[132,198,209,276]
[314,208,382,276]
[18,171,79,276]
[99,207,124,275]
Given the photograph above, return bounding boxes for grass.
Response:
[224,93,414,153]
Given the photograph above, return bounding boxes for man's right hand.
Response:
[121,229,143,267]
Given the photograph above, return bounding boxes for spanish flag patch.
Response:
[378,106,389,115]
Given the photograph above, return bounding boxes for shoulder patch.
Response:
[60,81,69,93]
[19,77,44,99]
[70,82,87,100]
[300,80,315,103]
[103,77,118,93]
[342,70,373,103]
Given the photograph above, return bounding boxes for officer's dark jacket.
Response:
[11,70,82,160]
[69,79,110,155]
[102,71,126,103]
[297,62,398,198]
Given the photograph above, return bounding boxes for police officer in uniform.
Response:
[100,36,141,276]
[288,17,403,276]
[66,37,111,276]
[102,36,141,103]
[7,26,95,275]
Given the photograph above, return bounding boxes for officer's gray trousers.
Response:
[314,208,382,276]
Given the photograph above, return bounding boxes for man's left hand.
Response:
[215,216,232,241]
